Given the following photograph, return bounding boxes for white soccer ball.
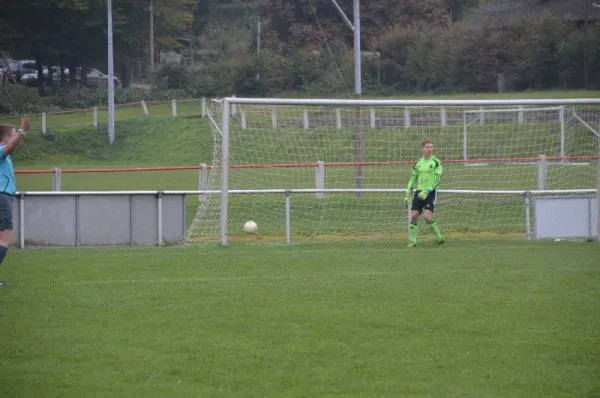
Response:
[243,220,258,234]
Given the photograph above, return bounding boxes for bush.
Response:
[371,13,597,93]
[0,85,45,115]
[152,64,193,90]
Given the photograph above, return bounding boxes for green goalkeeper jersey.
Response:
[406,156,443,193]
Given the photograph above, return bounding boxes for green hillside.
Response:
[13,117,213,168]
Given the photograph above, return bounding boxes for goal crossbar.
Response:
[223,97,600,106]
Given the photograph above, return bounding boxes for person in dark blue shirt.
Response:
[0,117,29,286]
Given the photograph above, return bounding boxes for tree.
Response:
[0,0,196,91]
[445,0,480,21]
[257,0,450,55]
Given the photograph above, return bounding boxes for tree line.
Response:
[1,0,598,103]
[178,0,599,96]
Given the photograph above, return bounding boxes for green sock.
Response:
[409,222,418,244]
[427,220,443,240]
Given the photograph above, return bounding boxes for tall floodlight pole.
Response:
[353,0,361,98]
[107,0,115,144]
[149,0,154,85]
[353,0,363,197]
[256,18,261,80]
[328,0,363,196]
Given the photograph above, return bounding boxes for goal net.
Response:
[187,98,600,246]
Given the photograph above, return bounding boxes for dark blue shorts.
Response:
[0,193,14,231]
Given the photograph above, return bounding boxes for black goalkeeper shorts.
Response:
[411,190,437,214]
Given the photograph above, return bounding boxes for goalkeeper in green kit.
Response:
[404,140,445,247]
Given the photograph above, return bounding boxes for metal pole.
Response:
[330,0,354,31]
[285,191,291,245]
[584,0,590,89]
[524,192,531,240]
[559,107,565,163]
[407,201,411,242]
[256,18,261,80]
[257,18,261,54]
[463,112,468,162]
[220,100,230,247]
[157,192,163,246]
[354,0,363,198]
[107,0,115,145]
[597,137,600,242]
[538,154,547,191]
[19,194,25,249]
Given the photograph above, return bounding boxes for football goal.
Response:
[187,97,600,246]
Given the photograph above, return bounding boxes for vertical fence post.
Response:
[141,100,149,116]
[369,109,376,128]
[198,163,207,202]
[404,107,411,129]
[52,168,62,191]
[285,190,291,245]
[440,107,447,127]
[463,112,469,163]
[172,99,177,118]
[157,191,163,246]
[524,192,532,240]
[271,109,277,129]
[93,107,98,128]
[201,98,207,117]
[303,110,309,129]
[42,112,47,135]
[19,194,25,249]
[559,106,565,164]
[315,161,325,200]
[231,95,237,117]
[538,154,547,191]
[518,105,525,125]
[336,109,342,129]
[241,110,247,129]
[479,107,485,125]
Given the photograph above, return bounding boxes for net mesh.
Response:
[186,100,599,246]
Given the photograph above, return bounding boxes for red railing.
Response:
[14,155,600,175]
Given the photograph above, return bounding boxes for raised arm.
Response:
[1,117,29,158]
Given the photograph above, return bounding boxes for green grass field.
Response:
[1,91,599,396]
[1,240,599,397]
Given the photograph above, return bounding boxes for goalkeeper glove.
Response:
[417,189,431,201]
[403,192,410,208]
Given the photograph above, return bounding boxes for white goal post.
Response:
[189,97,600,247]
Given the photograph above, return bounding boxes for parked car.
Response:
[81,67,121,88]
[16,64,120,88]
[3,59,38,82]
[20,66,69,86]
